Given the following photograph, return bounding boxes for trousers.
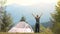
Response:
[35,22,40,33]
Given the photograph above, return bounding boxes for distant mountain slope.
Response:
[41,21,53,28]
[6,3,55,24]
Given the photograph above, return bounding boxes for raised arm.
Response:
[39,13,43,18]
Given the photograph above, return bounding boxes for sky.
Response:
[3,0,58,25]
[5,0,57,6]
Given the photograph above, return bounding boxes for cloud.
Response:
[5,0,57,6]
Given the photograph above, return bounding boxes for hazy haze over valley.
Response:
[5,0,57,25]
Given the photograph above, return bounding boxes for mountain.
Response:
[41,21,53,28]
[5,3,55,25]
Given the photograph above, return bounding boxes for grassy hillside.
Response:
[40,24,53,34]
[31,24,53,34]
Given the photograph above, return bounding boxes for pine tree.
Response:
[20,16,29,23]
[51,0,60,34]
[1,11,13,32]
[0,0,13,32]
[0,0,7,31]
[20,16,26,21]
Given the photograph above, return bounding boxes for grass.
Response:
[0,32,53,34]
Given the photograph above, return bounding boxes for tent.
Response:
[8,21,34,33]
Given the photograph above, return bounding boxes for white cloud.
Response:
[5,0,57,6]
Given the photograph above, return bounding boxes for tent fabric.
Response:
[8,21,34,33]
